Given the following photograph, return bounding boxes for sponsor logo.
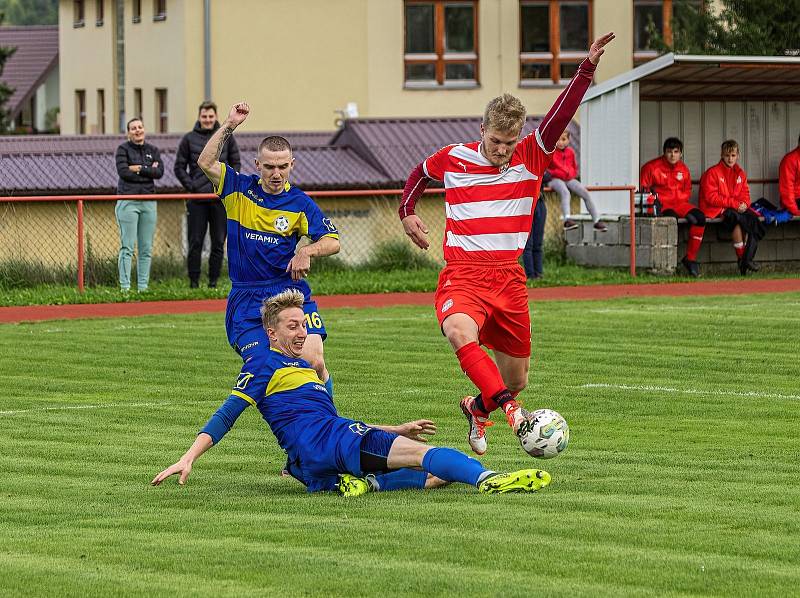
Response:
[441,298,454,313]
[348,422,371,436]
[246,189,264,203]
[314,383,327,393]
[283,360,301,367]
[244,232,280,245]
[456,160,468,173]
[274,215,290,232]
[236,372,254,390]
[322,217,337,232]
[145,153,153,160]
[443,279,452,288]
[240,341,259,352]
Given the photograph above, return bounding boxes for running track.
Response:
[1,278,798,324]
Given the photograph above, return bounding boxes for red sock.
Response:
[733,242,745,258]
[455,343,506,415]
[686,225,704,261]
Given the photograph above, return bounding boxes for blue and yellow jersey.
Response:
[201,347,367,491]
[215,163,339,283]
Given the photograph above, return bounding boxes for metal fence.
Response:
[0,187,636,290]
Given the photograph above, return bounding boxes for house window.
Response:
[520,0,591,85]
[75,90,86,134]
[404,1,479,87]
[155,88,168,132]
[97,89,106,134]
[95,0,104,26]
[153,0,166,21]
[633,0,703,64]
[132,0,141,23]
[133,88,143,119]
[73,0,85,27]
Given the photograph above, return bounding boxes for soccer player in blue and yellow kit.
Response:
[151,289,551,496]
[197,102,339,393]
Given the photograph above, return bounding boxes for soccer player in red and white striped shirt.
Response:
[399,32,615,456]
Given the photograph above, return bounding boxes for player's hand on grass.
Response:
[287,249,311,281]
[151,458,193,486]
[588,32,615,65]
[395,419,437,442]
[226,102,250,127]
[402,215,430,250]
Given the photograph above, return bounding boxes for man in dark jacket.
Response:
[175,101,242,288]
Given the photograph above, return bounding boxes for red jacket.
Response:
[699,161,750,218]
[639,156,692,208]
[778,147,800,216]
[549,146,578,180]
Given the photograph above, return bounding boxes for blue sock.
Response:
[421,447,488,487]
[324,375,334,397]
[372,468,427,491]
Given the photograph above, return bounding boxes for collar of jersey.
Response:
[256,180,292,194]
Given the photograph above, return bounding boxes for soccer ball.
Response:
[516,408,569,459]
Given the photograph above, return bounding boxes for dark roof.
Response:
[0,26,59,119]
[0,117,580,194]
[331,116,580,183]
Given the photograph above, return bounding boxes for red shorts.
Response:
[661,201,700,219]
[434,261,531,358]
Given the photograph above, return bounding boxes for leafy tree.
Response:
[0,13,17,133]
[0,0,57,26]
[650,0,800,56]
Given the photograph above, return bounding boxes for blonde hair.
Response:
[721,139,739,154]
[483,93,526,134]
[261,289,304,330]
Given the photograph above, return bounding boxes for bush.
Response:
[360,240,440,272]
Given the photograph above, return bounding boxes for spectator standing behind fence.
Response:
[699,140,765,276]
[779,133,800,218]
[114,118,164,292]
[640,137,706,277]
[549,130,606,232]
[521,171,550,280]
[174,101,242,288]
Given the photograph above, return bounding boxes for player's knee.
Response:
[687,209,706,227]
[506,377,527,393]
[424,474,449,489]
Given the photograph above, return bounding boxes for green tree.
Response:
[0,0,57,25]
[0,13,17,133]
[651,0,800,56]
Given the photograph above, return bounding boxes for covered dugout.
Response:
[579,53,800,214]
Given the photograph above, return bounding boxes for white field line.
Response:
[0,399,217,416]
[581,383,800,401]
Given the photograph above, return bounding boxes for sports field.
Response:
[1,292,799,597]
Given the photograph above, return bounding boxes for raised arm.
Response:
[538,32,615,152]
[198,102,250,190]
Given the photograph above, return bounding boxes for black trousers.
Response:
[721,208,766,262]
[187,199,227,283]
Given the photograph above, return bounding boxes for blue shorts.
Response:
[283,422,399,493]
[226,279,326,361]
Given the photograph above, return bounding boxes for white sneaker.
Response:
[460,396,493,455]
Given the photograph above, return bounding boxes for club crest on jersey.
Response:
[676,172,683,180]
[736,176,742,184]
[236,372,254,390]
[274,215,290,232]
[441,298,454,313]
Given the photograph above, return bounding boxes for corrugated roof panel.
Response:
[0,26,59,117]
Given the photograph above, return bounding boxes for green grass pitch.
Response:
[1,293,799,597]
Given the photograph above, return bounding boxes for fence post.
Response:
[629,188,636,277]
[77,199,85,292]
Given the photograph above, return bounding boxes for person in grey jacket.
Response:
[114,117,164,291]
[174,101,241,288]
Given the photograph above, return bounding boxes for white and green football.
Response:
[516,408,569,459]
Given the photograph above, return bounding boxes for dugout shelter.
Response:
[579,53,800,214]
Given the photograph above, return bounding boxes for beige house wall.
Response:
[58,0,117,134]
[59,0,648,133]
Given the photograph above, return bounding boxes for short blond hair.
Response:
[721,139,739,154]
[483,93,526,134]
[261,289,304,330]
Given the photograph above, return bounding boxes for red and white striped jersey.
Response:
[423,132,552,262]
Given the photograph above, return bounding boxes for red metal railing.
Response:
[1,185,638,291]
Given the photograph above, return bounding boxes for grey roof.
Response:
[0,117,579,194]
[0,26,59,120]
[584,53,800,103]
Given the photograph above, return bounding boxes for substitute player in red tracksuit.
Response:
[778,135,800,217]
[398,33,616,456]
[640,137,705,277]
[699,139,764,275]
